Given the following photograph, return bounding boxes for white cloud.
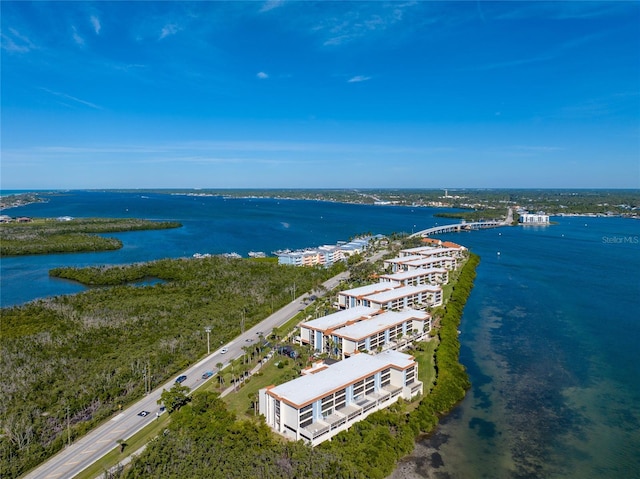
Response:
[257,71,269,79]
[159,24,179,40]
[318,2,419,47]
[260,0,285,13]
[72,26,84,46]
[347,75,371,83]
[1,28,36,53]
[39,88,102,110]
[90,15,101,35]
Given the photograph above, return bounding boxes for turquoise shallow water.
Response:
[2,191,639,477]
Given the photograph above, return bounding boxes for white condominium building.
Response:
[259,350,423,446]
[331,309,431,358]
[300,308,431,359]
[379,267,449,286]
[398,246,466,259]
[362,283,443,310]
[337,283,396,309]
[383,254,424,271]
[385,255,457,272]
[338,282,443,310]
[299,306,381,351]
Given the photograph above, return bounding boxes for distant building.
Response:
[519,213,550,224]
[276,236,373,267]
[259,350,422,446]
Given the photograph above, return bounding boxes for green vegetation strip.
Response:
[0,217,181,256]
[1,256,341,478]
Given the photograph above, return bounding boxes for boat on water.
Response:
[248,251,266,258]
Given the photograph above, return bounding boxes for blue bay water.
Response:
[2,191,639,478]
[0,190,451,306]
[392,218,640,478]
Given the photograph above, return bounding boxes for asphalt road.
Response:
[21,269,351,479]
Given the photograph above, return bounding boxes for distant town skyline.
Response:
[2,1,639,190]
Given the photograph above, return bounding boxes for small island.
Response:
[0,217,181,256]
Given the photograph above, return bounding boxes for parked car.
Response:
[202,371,213,379]
[175,375,187,383]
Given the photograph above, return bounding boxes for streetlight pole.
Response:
[205,326,212,355]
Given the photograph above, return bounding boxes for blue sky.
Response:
[1,1,639,190]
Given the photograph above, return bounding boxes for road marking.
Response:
[64,461,80,466]
[97,439,112,444]
[44,473,63,478]
[112,428,126,433]
[111,414,124,421]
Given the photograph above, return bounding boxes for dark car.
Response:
[175,375,187,383]
[201,371,213,379]
[138,410,150,417]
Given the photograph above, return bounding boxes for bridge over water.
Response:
[409,208,513,238]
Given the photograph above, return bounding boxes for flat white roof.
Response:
[300,306,380,331]
[401,246,459,256]
[384,255,424,264]
[364,284,441,303]
[278,251,303,258]
[339,283,395,298]
[404,257,455,267]
[334,309,429,340]
[267,351,415,407]
[379,267,447,281]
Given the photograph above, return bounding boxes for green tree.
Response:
[158,384,190,413]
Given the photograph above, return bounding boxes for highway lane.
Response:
[22,270,350,479]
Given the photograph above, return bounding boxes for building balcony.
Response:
[296,386,407,446]
[384,384,403,398]
[410,382,423,395]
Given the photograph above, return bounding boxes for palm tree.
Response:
[215,362,224,390]
[116,438,127,453]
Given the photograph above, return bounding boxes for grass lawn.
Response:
[414,338,439,391]
[218,358,301,418]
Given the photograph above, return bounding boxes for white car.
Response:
[220,348,228,354]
